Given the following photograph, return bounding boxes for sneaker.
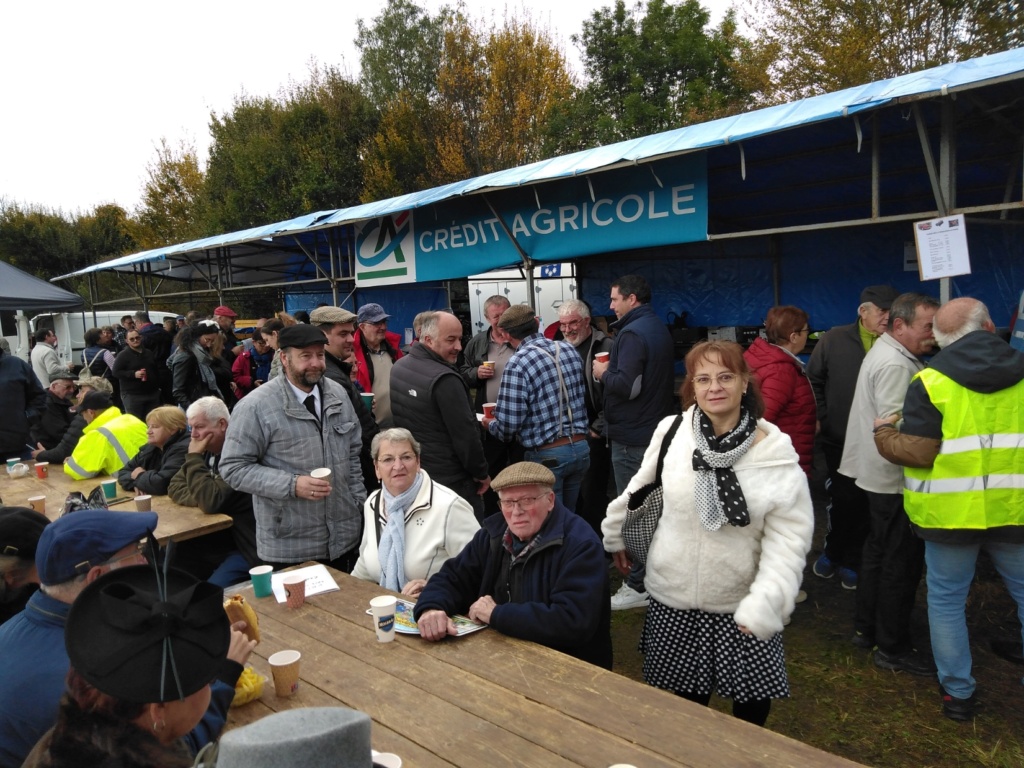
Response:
[795,590,808,604]
[610,582,650,610]
[939,686,977,721]
[874,649,937,677]
[812,554,836,579]
[838,567,858,590]
[851,631,875,650]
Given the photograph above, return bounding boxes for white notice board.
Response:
[913,215,971,280]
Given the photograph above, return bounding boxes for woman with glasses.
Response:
[351,428,479,597]
[743,305,817,475]
[603,340,812,726]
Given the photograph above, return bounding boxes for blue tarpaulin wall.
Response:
[579,221,1024,333]
[285,283,450,341]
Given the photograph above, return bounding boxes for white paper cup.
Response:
[310,467,331,479]
[369,595,398,643]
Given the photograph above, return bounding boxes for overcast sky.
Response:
[1,0,733,216]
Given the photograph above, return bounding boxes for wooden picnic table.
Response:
[1,461,232,543]
[227,567,862,767]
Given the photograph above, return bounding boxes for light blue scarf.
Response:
[377,471,425,592]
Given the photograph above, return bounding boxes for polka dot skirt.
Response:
[639,599,790,703]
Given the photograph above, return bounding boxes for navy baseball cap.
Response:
[35,510,158,585]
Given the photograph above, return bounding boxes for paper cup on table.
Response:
[134,495,152,512]
[249,565,274,598]
[268,649,301,697]
[482,403,496,419]
[27,496,46,515]
[372,752,403,768]
[310,467,331,480]
[369,595,398,643]
[100,479,118,501]
[283,574,307,609]
[33,462,49,479]
[595,351,610,363]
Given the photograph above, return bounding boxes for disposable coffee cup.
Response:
[283,574,307,609]
[135,495,152,512]
[369,595,398,643]
[100,479,118,501]
[34,462,49,479]
[360,392,374,411]
[310,467,331,480]
[268,649,301,697]
[27,496,46,515]
[6,458,19,471]
[482,360,495,369]
[482,403,497,419]
[595,351,610,363]
[249,565,274,598]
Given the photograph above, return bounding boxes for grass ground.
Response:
[606,484,1024,767]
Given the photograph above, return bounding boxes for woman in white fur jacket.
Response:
[602,340,813,726]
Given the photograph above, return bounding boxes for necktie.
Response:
[303,394,317,420]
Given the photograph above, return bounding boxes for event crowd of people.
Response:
[1,276,1022,765]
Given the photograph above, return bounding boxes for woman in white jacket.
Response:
[603,341,813,726]
[352,428,479,597]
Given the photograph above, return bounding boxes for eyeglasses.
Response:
[797,327,810,334]
[692,372,739,389]
[126,335,141,341]
[498,494,545,511]
[375,453,417,467]
[559,317,584,329]
[105,541,148,570]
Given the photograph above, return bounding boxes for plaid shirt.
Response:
[488,333,589,449]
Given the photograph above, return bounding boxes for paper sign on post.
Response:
[913,215,971,280]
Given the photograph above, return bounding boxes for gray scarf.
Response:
[190,342,223,399]
[377,471,425,592]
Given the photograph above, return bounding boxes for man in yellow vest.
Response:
[875,297,1024,721]
[64,392,148,480]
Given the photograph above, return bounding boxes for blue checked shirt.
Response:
[487,333,589,449]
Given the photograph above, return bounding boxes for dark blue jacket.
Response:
[0,350,47,457]
[602,304,675,446]
[413,500,612,668]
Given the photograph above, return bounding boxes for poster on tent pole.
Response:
[912,214,971,281]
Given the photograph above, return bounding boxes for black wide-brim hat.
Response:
[66,565,230,704]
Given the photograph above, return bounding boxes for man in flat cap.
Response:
[310,306,379,491]
[0,511,253,768]
[353,303,403,428]
[29,372,77,450]
[484,304,590,511]
[391,311,491,518]
[807,284,901,591]
[220,323,366,571]
[414,461,612,668]
[64,391,148,480]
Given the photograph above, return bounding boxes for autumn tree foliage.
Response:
[742,0,1024,103]
[133,138,207,249]
[358,3,574,200]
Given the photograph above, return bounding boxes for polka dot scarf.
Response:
[692,406,756,531]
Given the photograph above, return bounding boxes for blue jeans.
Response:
[611,440,647,592]
[525,440,590,512]
[925,540,1024,699]
[207,551,254,590]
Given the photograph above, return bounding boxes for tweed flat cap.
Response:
[491,461,556,491]
[497,304,536,330]
[310,306,357,325]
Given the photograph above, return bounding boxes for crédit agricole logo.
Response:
[355,211,417,286]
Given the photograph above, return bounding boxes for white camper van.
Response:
[30,310,178,366]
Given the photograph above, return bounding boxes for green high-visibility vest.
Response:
[904,368,1024,531]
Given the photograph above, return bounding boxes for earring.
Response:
[152,718,166,733]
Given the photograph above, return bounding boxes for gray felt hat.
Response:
[491,461,556,491]
[209,707,373,768]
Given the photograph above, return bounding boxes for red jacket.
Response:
[743,337,817,476]
[352,328,404,392]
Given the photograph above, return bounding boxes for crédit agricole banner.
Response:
[354,154,708,286]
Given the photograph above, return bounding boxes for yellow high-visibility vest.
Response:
[65,408,148,481]
[904,368,1024,531]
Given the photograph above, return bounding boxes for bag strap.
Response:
[654,414,684,479]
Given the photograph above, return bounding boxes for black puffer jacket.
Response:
[0,350,46,457]
[116,429,190,495]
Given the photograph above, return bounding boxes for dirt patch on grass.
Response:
[607,482,1024,767]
